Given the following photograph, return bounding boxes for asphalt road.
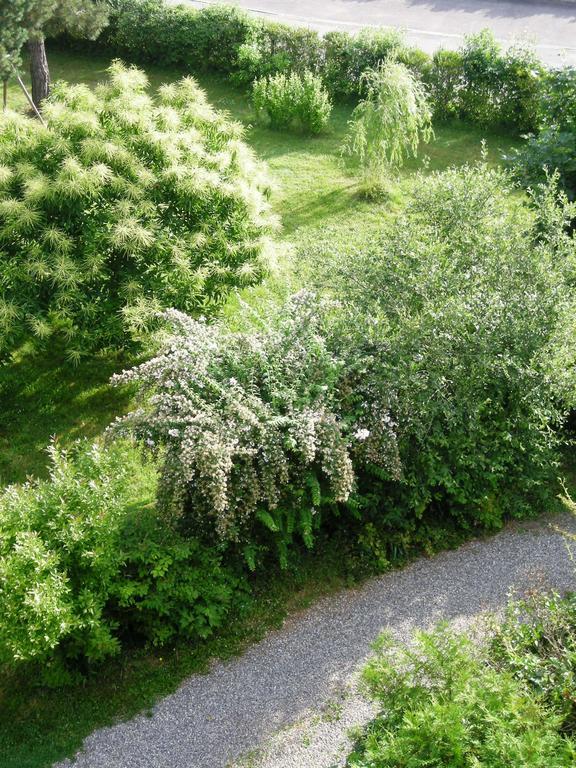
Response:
[182,0,576,66]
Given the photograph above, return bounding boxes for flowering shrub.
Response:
[252,71,332,134]
[0,61,273,360]
[109,293,354,567]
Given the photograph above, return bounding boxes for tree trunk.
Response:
[28,37,50,110]
[2,80,6,111]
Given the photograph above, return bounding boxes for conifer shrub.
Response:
[0,62,274,361]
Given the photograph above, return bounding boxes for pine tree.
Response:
[0,1,109,110]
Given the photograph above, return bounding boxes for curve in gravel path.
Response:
[57,514,576,768]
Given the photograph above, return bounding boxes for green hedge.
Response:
[91,0,546,132]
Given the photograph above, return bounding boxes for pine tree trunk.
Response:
[28,37,50,110]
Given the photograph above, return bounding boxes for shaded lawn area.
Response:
[0,44,528,768]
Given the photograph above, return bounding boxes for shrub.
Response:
[310,164,571,536]
[459,30,541,131]
[234,23,323,86]
[428,49,463,120]
[492,592,576,733]
[109,294,354,569]
[0,442,152,676]
[508,130,576,199]
[538,67,576,133]
[347,627,576,767]
[342,60,433,195]
[0,62,273,360]
[252,70,332,134]
[0,440,244,681]
[323,28,406,99]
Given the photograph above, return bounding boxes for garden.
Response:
[2,1,576,766]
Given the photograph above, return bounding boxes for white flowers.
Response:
[354,428,371,441]
[109,292,355,543]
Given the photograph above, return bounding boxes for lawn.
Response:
[0,43,527,768]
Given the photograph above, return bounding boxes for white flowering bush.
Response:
[0,61,274,360]
[109,292,354,567]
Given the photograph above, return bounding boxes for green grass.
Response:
[0,44,527,768]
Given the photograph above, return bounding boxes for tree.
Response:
[0,1,35,109]
[0,1,109,110]
[342,59,433,197]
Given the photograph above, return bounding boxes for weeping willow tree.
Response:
[0,62,274,362]
[342,60,433,197]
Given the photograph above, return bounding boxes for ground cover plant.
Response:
[0,60,273,361]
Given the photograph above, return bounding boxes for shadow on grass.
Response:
[0,347,136,485]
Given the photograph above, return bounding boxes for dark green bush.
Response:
[311,164,572,538]
[508,130,576,199]
[0,440,244,682]
[429,49,463,120]
[0,62,273,359]
[322,28,406,99]
[234,22,323,85]
[347,626,576,767]
[458,30,541,131]
[538,67,576,133]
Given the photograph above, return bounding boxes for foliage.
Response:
[0,1,37,80]
[0,62,273,360]
[509,68,576,197]
[492,591,576,734]
[347,626,576,767]
[538,67,576,134]
[310,164,572,536]
[109,294,354,569]
[459,31,541,131]
[252,70,332,134]
[322,28,407,99]
[0,441,153,677]
[234,23,323,86]
[509,130,576,199]
[98,3,550,134]
[0,439,244,680]
[342,59,433,195]
[428,49,464,121]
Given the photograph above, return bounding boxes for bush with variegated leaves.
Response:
[0,61,274,361]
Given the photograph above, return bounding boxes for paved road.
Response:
[57,514,576,768]
[182,0,576,66]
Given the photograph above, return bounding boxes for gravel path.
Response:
[57,514,576,768]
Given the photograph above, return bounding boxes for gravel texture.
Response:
[57,514,576,768]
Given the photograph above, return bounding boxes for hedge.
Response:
[70,0,548,133]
